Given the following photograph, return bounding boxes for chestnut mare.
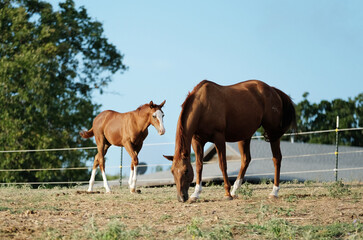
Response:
[164,80,296,202]
[80,100,166,193]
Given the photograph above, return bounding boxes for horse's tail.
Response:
[80,128,94,139]
[274,87,297,134]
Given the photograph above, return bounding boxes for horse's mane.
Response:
[135,103,151,114]
[176,80,211,158]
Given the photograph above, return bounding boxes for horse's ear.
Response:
[159,100,166,108]
[163,155,174,161]
[149,101,154,108]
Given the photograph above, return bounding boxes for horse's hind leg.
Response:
[88,155,99,192]
[269,140,282,198]
[231,139,251,198]
[94,136,111,193]
[100,143,111,193]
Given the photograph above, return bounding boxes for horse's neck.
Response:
[175,104,201,159]
[132,108,151,133]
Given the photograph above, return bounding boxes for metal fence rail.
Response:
[0,126,362,186]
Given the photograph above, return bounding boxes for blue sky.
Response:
[50,1,363,176]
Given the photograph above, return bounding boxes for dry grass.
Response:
[0,181,362,239]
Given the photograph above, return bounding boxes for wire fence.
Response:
[0,126,362,186]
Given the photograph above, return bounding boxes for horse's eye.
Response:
[153,115,156,118]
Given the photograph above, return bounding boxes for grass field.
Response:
[0,180,362,239]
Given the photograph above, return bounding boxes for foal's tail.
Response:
[274,87,297,134]
[80,128,94,139]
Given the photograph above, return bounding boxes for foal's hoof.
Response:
[268,194,278,199]
[188,197,198,203]
[130,189,141,194]
[231,195,238,199]
[224,195,233,201]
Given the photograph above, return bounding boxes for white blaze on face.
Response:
[153,110,165,135]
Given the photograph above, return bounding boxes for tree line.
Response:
[0,0,126,183]
[0,0,362,183]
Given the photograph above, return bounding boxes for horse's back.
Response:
[192,80,292,141]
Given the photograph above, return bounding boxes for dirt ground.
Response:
[0,181,362,239]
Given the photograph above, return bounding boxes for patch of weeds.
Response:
[303,221,363,239]
[257,203,270,222]
[275,207,294,217]
[304,180,314,187]
[291,179,299,184]
[352,192,362,203]
[285,194,298,203]
[205,181,215,187]
[237,182,253,199]
[264,218,297,239]
[328,180,351,198]
[160,214,172,222]
[42,227,64,240]
[0,206,11,212]
[186,218,204,238]
[91,221,140,240]
[107,215,125,220]
[260,178,272,185]
[246,218,297,239]
[207,223,233,240]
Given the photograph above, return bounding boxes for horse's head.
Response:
[148,100,166,135]
[163,154,194,202]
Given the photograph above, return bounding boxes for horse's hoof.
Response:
[268,194,278,199]
[224,195,233,201]
[130,189,141,194]
[232,195,238,199]
[188,197,198,203]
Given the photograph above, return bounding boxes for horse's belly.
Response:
[225,117,261,141]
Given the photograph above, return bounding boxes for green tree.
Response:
[295,92,363,147]
[0,0,127,183]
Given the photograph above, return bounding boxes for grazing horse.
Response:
[164,80,296,202]
[80,100,166,193]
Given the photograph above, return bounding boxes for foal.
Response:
[80,100,166,193]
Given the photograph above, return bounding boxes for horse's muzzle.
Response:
[177,192,189,202]
[159,128,165,135]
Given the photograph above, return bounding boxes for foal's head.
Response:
[147,100,166,135]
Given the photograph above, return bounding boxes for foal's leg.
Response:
[190,137,205,201]
[124,142,139,193]
[214,134,232,200]
[88,154,99,192]
[100,143,111,192]
[269,140,282,198]
[94,136,111,193]
[231,139,251,198]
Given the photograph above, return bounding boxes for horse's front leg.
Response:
[214,134,232,200]
[190,137,205,202]
[124,142,140,193]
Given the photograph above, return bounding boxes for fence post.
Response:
[334,116,339,181]
[120,147,123,187]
